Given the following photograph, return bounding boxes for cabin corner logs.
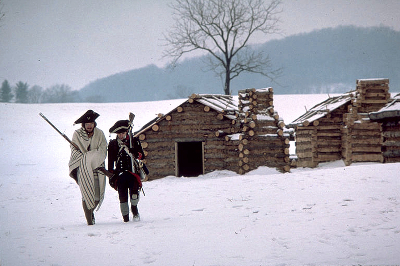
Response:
[135,78,399,181]
[237,88,291,174]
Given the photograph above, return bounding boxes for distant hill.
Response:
[78,25,400,102]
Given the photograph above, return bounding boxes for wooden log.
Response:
[385,157,400,163]
[351,146,382,153]
[177,106,184,113]
[356,78,389,85]
[383,140,400,147]
[139,134,146,141]
[152,124,159,131]
[282,165,291,172]
[316,154,342,162]
[238,143,244,151]
[166,115,172,121]
[297,151,314,158]
[204,106,210,112]
[215,130,228,137]
[141,142,149,148]
[241,138,249,145]
[351,154,383,162]
[316,132,341,137]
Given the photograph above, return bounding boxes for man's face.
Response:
[84,122,95,133]
[117,131,127,140]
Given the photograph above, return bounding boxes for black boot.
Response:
[123,214,129,222]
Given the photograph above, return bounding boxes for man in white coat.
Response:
[68,110,107,225]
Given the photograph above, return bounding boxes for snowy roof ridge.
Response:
[287,91,355,127]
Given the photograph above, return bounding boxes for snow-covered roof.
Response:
[193,94,238,115]
[369,93,400,120]
[287,91,355,128]
[134,94,238,136]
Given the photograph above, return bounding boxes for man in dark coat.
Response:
[107,120,145,222]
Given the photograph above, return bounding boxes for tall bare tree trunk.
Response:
[224,71,231,95]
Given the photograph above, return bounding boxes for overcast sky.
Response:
[1,0,399,90]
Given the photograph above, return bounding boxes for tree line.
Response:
[0,80,80,103]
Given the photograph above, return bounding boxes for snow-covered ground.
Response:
[1,94,399,266]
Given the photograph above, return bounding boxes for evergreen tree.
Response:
[1,80,13,102]
[15,81,29,103]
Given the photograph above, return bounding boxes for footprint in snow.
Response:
[87,232,101,237]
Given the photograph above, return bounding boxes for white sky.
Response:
[0,0,399,90]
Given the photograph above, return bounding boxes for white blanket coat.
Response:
[68,127,107,210]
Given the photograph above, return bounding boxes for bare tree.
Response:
[27,85,44,103]
[42,84,78,103]
[164,0,282,95]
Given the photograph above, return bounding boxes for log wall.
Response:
[295,104,350,167]
[381,121,400,163]
[342,114,383,165]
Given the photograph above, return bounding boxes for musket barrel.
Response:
[39,112,81,151]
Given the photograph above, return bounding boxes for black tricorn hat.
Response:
[74,110,100,125]
[109,120,130,133]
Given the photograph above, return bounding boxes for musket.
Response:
[128,112,135,149]
[127,112,139,170]
[39,112,80,151]
[39,112,114,178]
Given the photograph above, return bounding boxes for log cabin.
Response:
[288,78,391,167]
[134,89,291,181]
[287,91,355,167]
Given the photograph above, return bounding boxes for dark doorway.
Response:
[176,142,204,177]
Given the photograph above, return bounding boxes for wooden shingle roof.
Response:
[134,94,238,136]
[287,91,355,128]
